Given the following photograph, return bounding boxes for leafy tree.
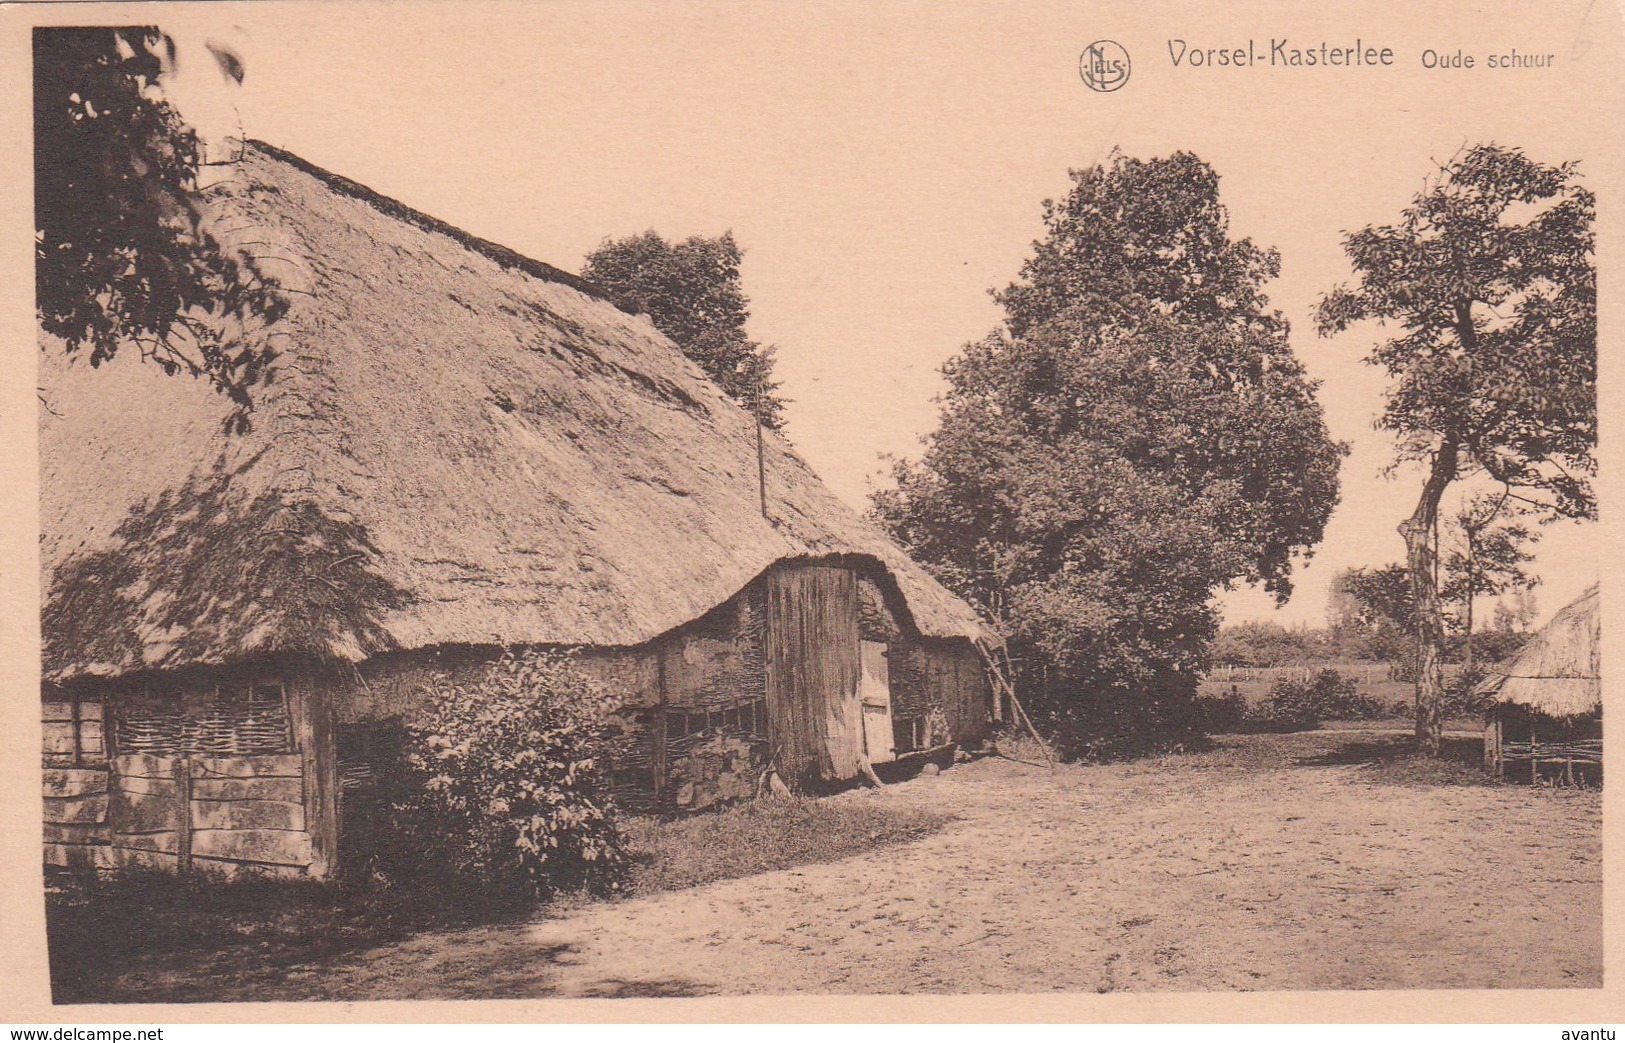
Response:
[874,152,1344,757]
[35,27,285,428]
[1324,570,1368,659]
[1337,564,1416,634]
[1493,589,1539,635]
[582,231,785,427]
[1439,492,1539,669]
[1317,145,1594,754]
[1333,564,1417,665]
[1211,621,1327,668]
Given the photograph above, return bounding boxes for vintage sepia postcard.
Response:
[1,0,1621,1024]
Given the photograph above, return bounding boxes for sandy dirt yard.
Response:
[106,731,1601,999]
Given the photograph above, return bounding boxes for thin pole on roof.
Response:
[756,363,769,520]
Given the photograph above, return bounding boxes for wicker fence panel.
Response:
[115,684,294,757]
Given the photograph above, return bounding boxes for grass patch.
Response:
[1155,730,1499,786]
[990,731,1056,767]
[621,795,951,897]
[1315,717,1480,733]
[1292,734,1502,787]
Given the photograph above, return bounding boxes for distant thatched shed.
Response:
[39,142,1001,879]
[1477,585,1600,784]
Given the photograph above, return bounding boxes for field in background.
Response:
[1200,662,1464,713]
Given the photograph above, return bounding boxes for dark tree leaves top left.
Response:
[35,27,287,430]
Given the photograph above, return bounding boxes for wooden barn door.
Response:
[860,640,896,764]
[765,564,863,786]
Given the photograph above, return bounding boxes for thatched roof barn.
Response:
[40,142,1000,878]
[1477,585,1600,783]
[1476,584,1600,718]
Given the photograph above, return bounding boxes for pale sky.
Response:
[151,0,1615,629]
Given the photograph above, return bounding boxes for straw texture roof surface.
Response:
[1476,584,1600,718]
[40,143,997,681]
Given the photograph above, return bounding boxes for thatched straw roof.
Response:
[40,142,997,682]
[1475,584,1600,718]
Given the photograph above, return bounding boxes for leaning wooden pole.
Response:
[976,640,1056,771]
[1009,685,1056,771]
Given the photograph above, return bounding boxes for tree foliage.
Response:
[1317,144,1594,753]
[1210,621,1328,668]
[34,27,285,427]
[1440,492,1539,667]
[1492,589,1540,635]
[582,230,785,427]
[874,152,1345,757]
[1330,564,1417,664]
[1336,564,1417,636]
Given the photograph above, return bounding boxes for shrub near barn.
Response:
[379,652,629,906]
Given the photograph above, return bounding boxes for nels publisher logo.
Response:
[1080,40,1131,91]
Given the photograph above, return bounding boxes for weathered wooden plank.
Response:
[190,828,314,867]
[193,754,304,779]
[190,856,309,881]
[108,785,184,834]
[42,722,76,756]
[190,776,304,803]
[174,758,193,875]
[79,720,105,757]
[43,841,116,870]
[44,821,111,844]
[114,753,177,779]
[111,830,182,854]
[949,642,991,745]
[43,818,110,844]
[112,846,181,872]
[112,774,180,799]
[42,768,109,797]
[43,793,109,825]
[286,673,336,880]
[190,799,305,832]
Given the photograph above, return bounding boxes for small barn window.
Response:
[41,690,106,767]
[893,716,925,754]
[665,698,768,738]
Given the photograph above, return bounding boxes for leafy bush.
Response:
[1380,668,1491,724]
[1211,622,1331,667]
[1463,630,1532,667]
[1274,666,1391,721]
[1244,669,1388,732]
[1192,686,1248,733]
[381,650,628,907]
[1029,675,1205,762]
[1443,666,1492,719]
